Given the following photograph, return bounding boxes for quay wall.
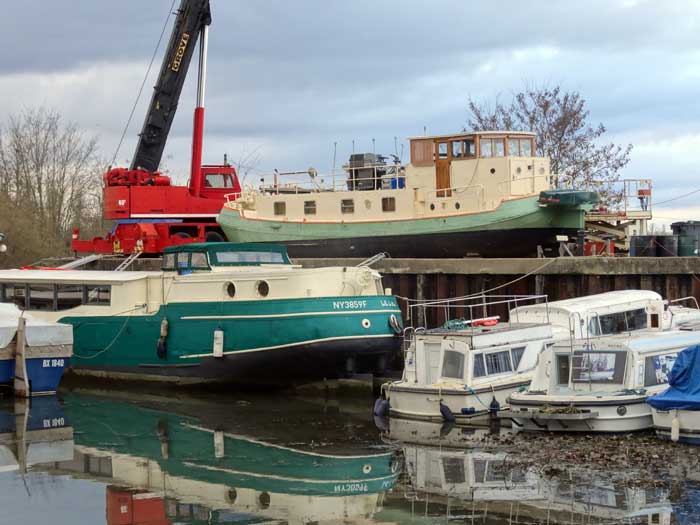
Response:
[297,257,700,327]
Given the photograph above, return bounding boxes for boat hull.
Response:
[651,408,700,444]
[60,295,403,387]
[0,345,71,395]
[508,395,652,433]
[385,378,531,424]
[218,196,587,258]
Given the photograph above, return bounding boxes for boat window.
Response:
[162,253,176,271]
[485,350,513,375]
[520,138,533,157]
[382,197,396,212]
[1,283,28,308]
[451,141,462,159]
[511,346,526,369]
[597,308,647,335]
[86,285,111,306]
[273,202,286,216]
[190,252,208,269]
[480,139,492,158]
[473,353,486,378]
[29,284,55,311]
[56,284,83,311]
[437,142,448,159]
[571,351,627,383]
[304,200,316,215]
[463,139,476,157]
[441,350,465,379]
[556,354,570,385]
[644,353,678,387]
[442,457,466,484]
[216,251,285,264]
[257,280,270,297]
[341,199,354,214]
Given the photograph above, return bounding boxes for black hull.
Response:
[279,227,579,258]
[68,336,401,388]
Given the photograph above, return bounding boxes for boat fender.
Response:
[389,314,403,334]
[489,396,500,416]
[461,407,476,415]
[157,318,168,359]
[373,397,390,417]
[671,410,680,442]
[213,328,224,358]
[440,402,456,422]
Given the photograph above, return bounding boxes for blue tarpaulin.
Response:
[648,344,700,411]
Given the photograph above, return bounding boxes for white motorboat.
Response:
[380,289,700,426]
[507,330,700,433]
[648,344,700,444]
[379,294,556,424]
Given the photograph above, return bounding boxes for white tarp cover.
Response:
[0,303,73,349]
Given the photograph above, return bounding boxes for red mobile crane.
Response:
[72,0,241,255]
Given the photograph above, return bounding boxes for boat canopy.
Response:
[162,242,292,272]
[648,344,700,411]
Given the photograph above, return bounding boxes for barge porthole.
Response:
[226,282,236,298]
[455,202,460,210]
[362,318,371,329]
[257,280,270,297]
[227,488,238,504]
[259,492,271,509]
[363,464,372,474]
[617,406,627,416]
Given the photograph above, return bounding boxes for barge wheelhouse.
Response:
[0,243,403,386]
[219,131,598,258]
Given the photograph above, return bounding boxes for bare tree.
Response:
[0,107,103,264]
[467,85,632,202]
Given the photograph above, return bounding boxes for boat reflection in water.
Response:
[0,396,74,474]
[41,393,401,524]
[379,418,674,525]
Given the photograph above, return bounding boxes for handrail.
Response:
[669,296,700,310]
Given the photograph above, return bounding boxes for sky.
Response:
[1,0,699,226]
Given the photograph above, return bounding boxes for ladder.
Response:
[115,251,142,272]
[58,253,106,270]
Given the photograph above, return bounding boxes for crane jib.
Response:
[171,33,191,72]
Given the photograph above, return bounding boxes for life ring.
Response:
[472,317,498,327]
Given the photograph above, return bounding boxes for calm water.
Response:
[0,389,698,525]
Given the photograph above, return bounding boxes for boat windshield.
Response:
[588,308,647,336]
[557,350,628,386]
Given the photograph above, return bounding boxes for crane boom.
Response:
[130,0,212,172]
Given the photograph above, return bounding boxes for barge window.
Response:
[341,199,354,214]
[485,350,513,375]
[438,142,448,159]
[57,284,83,310]
[511,346,526,369]
[86,285,111,306]
[273,202,286,216]
[190,252,208,269]
[441,350,465,379]
[2,283,28,308]
[494,139,505,157]
[521,138,533,157]
[216,251,285,264]
[382,197,396,212]
[480,140,492,158]
[508,138,520,156]
[451,141,462,158]
[29,284,56,311]
[463,139,475,157]
[162,253,176,271]
[644,353,677,387]
[442,457,466,484]
[304,200,316,215]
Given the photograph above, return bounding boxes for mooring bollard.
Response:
[13,317,29,398]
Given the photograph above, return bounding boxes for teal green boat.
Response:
[218,131,598,258]
[0,243,403,385]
